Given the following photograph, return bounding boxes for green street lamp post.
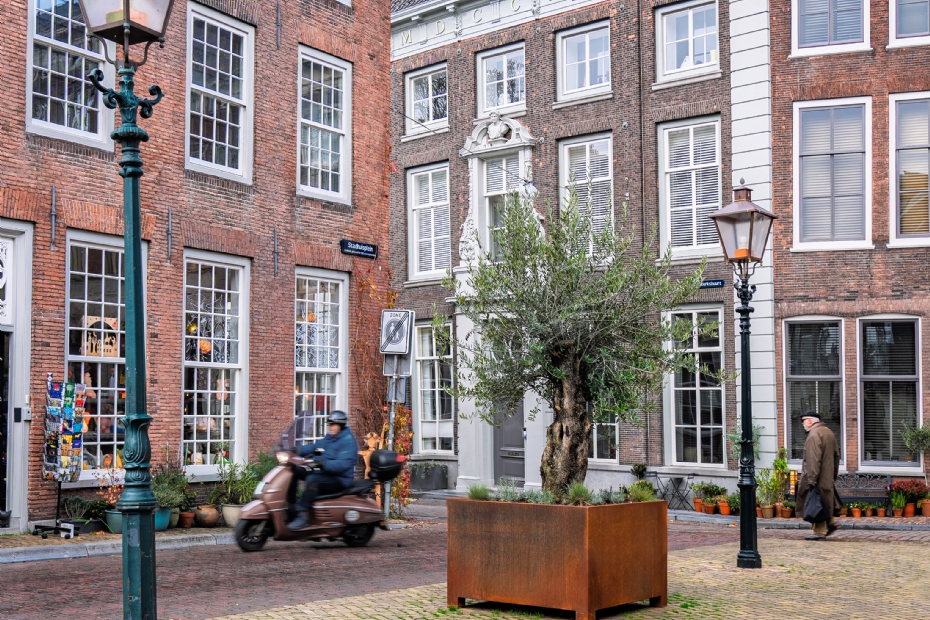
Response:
[708,182,776,570]
[77,2,176,618]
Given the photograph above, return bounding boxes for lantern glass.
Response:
[750,211,774,262]
[78,0,174,45]
[715,211,753,263]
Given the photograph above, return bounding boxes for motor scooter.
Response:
[235,416,404,552]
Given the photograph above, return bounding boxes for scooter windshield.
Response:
[277,411,320,451]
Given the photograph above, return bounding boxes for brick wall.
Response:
[390,0,740,468]
[0,0,390,520]
[771,0,930,474]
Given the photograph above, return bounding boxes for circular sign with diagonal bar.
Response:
[379,310,415,355]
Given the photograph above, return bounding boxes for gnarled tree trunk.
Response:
[539,352,591,498]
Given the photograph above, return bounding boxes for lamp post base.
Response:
[736,551,762,569]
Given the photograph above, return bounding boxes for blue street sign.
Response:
[340,239,378,259]
[700,279,726,289]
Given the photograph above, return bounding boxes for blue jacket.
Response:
[297,427,359,487]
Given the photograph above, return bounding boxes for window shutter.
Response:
[567,145,588,205]
[417,207,434,273]
[589,141,611,234]
[505,155,520,189]
[432,169,451,270]
[486,157,505,193]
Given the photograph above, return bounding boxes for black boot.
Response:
[288,513,310,531]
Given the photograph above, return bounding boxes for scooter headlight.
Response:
[276,451,290,465]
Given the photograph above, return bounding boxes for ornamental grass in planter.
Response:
[435,191,718,619]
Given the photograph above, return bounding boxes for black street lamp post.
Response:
[709,181,776,570]
[76,2,176,618]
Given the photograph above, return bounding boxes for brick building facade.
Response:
[390,0,777,491]
[0,0,390,531]
[772,0,930,478]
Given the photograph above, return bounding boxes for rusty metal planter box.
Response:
[447,498,667,620]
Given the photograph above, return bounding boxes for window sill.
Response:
[788,44,873,59]
[887,238,930,248]
[405,277,445,288]
[652,70,722,91]
[401,125,450,142]
[26,123,114,152]
[296,187,352,206]
[790,242,874,252]
[857,464,924,476]
[410,452,457,460]
[552,91,613,110]
[886,36,930,50]
[662,251,725,266]
[185,160,253,186]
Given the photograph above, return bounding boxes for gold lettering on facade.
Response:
[402,30,413,44]
[473,7,483,22]
[511,0,520,10]
[436,19,446,34]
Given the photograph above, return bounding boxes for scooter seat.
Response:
[316,479,375,501]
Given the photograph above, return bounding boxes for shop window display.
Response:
[66,243,126,471]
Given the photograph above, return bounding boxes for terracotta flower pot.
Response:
[718,502,731,516]
[904,503,916,518]
[178,511,195,528]
[922,502,930,517]
[761,505,775,519]
[194,505,220,527]
[893,508,904,518]
[779,507,793,518]
[851,508,861,518]
[864,508,873,517]
[756,506,763,518]
[703,503,716,515]
[877,508,887,518]
[693,498,704,512]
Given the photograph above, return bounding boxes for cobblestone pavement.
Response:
[2,521,928,619]
[0,527,234,548]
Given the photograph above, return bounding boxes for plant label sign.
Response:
[380,310,415,355]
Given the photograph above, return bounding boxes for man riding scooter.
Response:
[287,410,358,531]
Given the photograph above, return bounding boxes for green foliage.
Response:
[247,451,279,482]
[591,488,625,505]
[409,460,450,476]
[467,484,491,501]
[435,188,716,491]
[63,496,91,520]
[691,482,726,500]
[85,499,107,521]
[628,480,657,502]
[152,452,190,510]
[216,462,259,505]
[565,481,592,506]
[756,468,780,507]
[782,500,795,510]
[726,420,763,463]
[523,489,556,504]
[631,463,647,480]
[726,492,740,512]
[899,423,930,456]
[494,478,524,502]
[891,490,906,510]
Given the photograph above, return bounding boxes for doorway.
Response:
[1,331,10,514]
[493,400,525,486]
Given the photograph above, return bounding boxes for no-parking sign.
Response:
[379,310,415,355]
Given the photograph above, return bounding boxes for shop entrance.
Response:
[1,331,10,516]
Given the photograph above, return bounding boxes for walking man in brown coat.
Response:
[796,410,842,540]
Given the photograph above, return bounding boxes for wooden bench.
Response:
[788,473,890,507]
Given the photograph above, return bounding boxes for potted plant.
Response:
[195,484,223,527]
[409,461,449,491]
[217,462,258,528]
[863,503,874,518]
[876,503,887,518]
[850,502,861,518]
[631,463,648,480]
[726,492,740,516]
[757,468,777,518]
[93,468,125,534]
[178,489,197,528]
[716,495,731,516]
[890,480,929,518]
[891,490,906,518]
[690,482,705,512]
[61,496,107,534]
[437,189,700,617]
[781,500,795,518]
[899,424,930,481]
[919,495,930,518]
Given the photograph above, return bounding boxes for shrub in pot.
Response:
[436,189,707,618]
[891,490,906,518]
[217,462,258,527]
[757,468,778,518]
[781,500,795,518]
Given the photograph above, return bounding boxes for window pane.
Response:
[898,0,930,37]
[672,310,723,464]
[861,321,917,376]
[863,381,918,462]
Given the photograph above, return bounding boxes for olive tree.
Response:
[437,189,711,497]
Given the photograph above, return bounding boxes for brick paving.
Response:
[0,527,234,548]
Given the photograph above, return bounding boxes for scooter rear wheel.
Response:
[235,518,270,552]
[343,523,375,547]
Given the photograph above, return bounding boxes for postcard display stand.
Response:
[33,374,86,538]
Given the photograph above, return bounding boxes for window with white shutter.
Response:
[561,137,613,254]
[408,165,451,278]
[792,0,870,55]
[660,120,720,255]
[894,98,930,239]
[484,155,521,261]
[798,104,866,243]
[860,320,920,466]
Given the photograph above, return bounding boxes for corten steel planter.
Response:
[447,498,667,620]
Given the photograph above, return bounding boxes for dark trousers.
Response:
[293,471,346,511]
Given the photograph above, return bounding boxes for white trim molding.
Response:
[555,20,612,103]
[888,91,930,248]
[475,42,526,120]
[791,97,874,252]
[404,63,449,137]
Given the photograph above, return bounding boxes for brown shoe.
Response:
[826,523,841,536]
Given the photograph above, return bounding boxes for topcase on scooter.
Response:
[368,450,405,481]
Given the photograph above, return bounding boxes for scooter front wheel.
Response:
[343,523,375,547]
[235,518,270,552]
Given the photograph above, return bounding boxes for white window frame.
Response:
[297,46,353,205]
[558,133,614,255]
[790,0,871,58]
[589,408,619,462]
[480,151,525,259]
[781,316,846,468]
[25,0,115,149]
[407,163,451,281]
[413,322,455,454]
[658,115,722,261]
[65,230,148,483]
[888,91,930,247]
[184,3,255,184]
[791,97,874,252]
[663,305,727,469]
[294,268,349,446]
[404,63,449,137]
[476,43,526,119]
[889,0,930,48]
[181,250,250,478]
[856,314,924,475]
[655,0,719,85]
[555,21,612,103]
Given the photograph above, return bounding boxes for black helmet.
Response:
[327,410,348,427]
